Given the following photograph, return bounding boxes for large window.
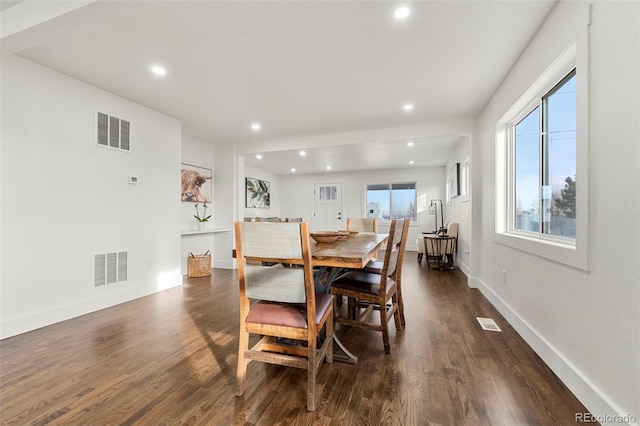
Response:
[513,70,576,239]
[366,183,416,221]
[495,39,589,271]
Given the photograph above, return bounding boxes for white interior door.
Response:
[312,183,342,231]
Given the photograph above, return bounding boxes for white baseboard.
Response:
[213,259,235,269]
[468,275,480,288]
[473,277,637,425]
[0,275,183,340]
[456,258,470,277]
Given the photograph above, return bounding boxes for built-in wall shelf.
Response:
[181,228,232,236]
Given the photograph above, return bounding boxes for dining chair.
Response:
[423,222,458,269]
[346,217,378,233]
[416,222,458,264]
[443,222,458,266]
[330,219,405,354]
[346,217,379,259]
[234,221,334,411]
[362,218,410,327]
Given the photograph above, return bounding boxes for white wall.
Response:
[213,143,238,270]
[180,134,217,275]
[279,166,446,253]
[445,136,472,275]
[181,134,215,230]
[0,56,183,339]
[474,1,639,421]
[243,165,281,219]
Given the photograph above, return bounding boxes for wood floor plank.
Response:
[0,260,593,425]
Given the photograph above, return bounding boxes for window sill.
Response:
[494,231,589,272]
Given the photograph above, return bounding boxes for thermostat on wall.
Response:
[128,174,139,185]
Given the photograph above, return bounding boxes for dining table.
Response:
[310,233,388,268]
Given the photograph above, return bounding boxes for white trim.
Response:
[495,36,590,272]
[501,42,577,121]
[473,277,635,424]
[213,259,235,270]
[364,181,418,221]
[0,273,182,339]
[456,258,470,277]
[459,156,470,200]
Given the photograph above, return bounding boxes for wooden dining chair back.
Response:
[347,217,380,258]
[363,217,410,327]
[330,219,405,354]
[346,217,378,233]
[443,222,458,266]
[446,222,458,247]
[234,221,334,411]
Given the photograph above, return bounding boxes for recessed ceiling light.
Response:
[407,141,414,147]
[409,160,415,165]
[151,65,166,76]
[326,166,332,170]
[291,168,296,172]
[256,154,262,159]
[403,104,414,112]
[299,151,307,156]
[394,6,410,20]
[251,123,261,131]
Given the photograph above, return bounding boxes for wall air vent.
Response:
[96,112,130,151]
[95,251,128,287]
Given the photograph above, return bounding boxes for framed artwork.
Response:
[245,177,270,208]
[449,163,460,199]
[181,163,212,203]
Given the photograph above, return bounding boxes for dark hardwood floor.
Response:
[1,257,592,425]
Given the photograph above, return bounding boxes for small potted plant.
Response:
[194,202,211,230]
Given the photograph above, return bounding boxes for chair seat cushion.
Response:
[330,271,396,296]
[246,293,333,329]
[362,260,383,274]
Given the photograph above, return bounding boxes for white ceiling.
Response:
[1,0,557,174]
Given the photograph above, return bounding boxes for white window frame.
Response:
[460,157,470,199]
[365,182,417,222]
[495,40,590,271]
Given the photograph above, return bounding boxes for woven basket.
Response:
[187,251,211,277]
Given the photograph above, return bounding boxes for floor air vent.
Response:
[95,251,128,287]
[476,317,502,332]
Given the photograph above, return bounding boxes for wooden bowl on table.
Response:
[310,231,342,243]
[339,229,360,237]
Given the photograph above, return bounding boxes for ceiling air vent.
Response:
[95,251,128,287]
[96,111,130,151]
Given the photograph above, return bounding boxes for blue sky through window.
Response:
[514,71,576,232]
[367,184,415,219]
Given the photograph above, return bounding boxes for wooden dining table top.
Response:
[233,232,388,269]
[311,233,388,268]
